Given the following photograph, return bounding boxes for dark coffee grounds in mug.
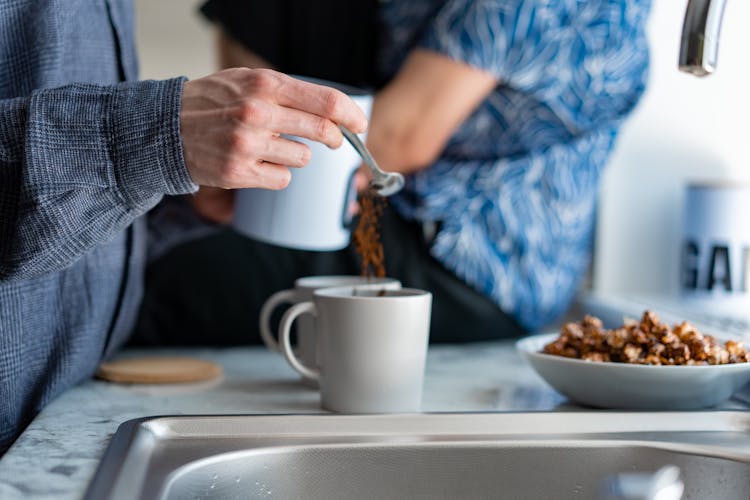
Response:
[353,188,386,278]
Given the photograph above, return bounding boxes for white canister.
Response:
[680,182,750,311]
[232,77,372,251]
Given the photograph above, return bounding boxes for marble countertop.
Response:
[1,341,747,499]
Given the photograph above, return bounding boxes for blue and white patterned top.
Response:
[380,0,651,330]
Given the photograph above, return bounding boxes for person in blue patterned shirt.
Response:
[135,0,650,345]
[378,0,651,330]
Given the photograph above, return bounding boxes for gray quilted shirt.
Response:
[0,0,198,453]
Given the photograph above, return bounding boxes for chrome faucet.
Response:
[679,0,728,76]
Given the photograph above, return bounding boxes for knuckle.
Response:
[226,67,248,79]
[298,144,312,165]
[284,144,309,168]
[249,69,278,94]
[314,117,333,142]
[261,137,277,159]
[235,99,269,126]
[227,129,247,153]
[322,89,343,118]
[243,161,262,182]
[233,100,254,123]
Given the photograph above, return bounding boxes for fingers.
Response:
[225,124,311,168]
[279,77,368,134]
[241,161,291,190]
[257,135,312,167]
[215,158,291,190]
[247,70,368,135]
[229,97,344,150]
[251,162,292,190]
[266,105,343,149]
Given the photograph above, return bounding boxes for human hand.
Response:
[180,68,368,189]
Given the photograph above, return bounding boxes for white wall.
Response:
[135,0,214,80]
[594,0,750,296]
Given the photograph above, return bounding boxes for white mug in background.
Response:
[232,78,372,251]
[279,286,432,413]
[259,276,401,382]
[681,182,750,312]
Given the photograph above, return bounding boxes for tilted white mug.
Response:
[279,286,432,413]
[232,77,373,250]
[260,276,401,383]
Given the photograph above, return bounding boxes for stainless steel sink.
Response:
[85,412,750,500]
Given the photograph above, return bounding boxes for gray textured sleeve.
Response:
[0,77,198,280]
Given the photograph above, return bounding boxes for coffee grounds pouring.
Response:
[353,188,386,278]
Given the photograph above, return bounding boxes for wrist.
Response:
[109,77,198,211]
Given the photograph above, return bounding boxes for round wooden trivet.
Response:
[96,356,222,384]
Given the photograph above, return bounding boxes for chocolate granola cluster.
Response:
[543,311,749,365]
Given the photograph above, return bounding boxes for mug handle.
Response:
[340,167,359,230]
[279,301,321,382]
[259,289,297,352]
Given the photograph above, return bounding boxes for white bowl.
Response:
[516,333,750,409]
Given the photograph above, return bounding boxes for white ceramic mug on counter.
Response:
[279,286,432,413]
[232,77,372,251]
[259,276,402,382]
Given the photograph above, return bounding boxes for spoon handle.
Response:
[338,125,387,182]
[339,125,405,197]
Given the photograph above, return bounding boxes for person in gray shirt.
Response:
[0,0,367,455]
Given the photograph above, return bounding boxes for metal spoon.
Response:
[339,125,405,197]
